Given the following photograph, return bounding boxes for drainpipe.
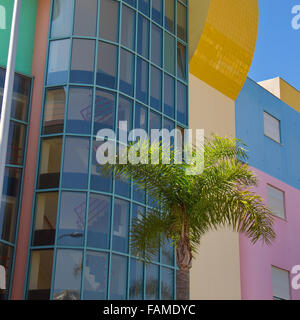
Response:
[0,0,22,209]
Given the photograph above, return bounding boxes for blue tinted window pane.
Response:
[136,58,149,104]
[99,0,119,41]
[162,238,174,265]
[97,42,117,89]
[137,15,149,58]
[51,0,73,38]
[110,255,127,299]
[70,39,95,84]
[135,103,148,131]
[133,183,146,203]
[163,118,175,147]
[164,33,175,75]
[149,111,161,131]
[152,0,163,25]
[83,251,108,300]
[87,194,111,249]
[146,263,159,299]
[150,66,162,111]
[119,49,134,96]
[130,258,144,300]
[94,89,115,134]
[151,24,162,67]
[161,267,174,300]
[47,40,71,85]
[177,42,186,80]
[138,0,150,16]
[164,74,175,118]
[112,199,129,253]
[62,137,89,189]
[177,82,188,125]
[123,0,136,7]
[91,141,112,192]
[121,5,135,50]
[67,87,92,134]
[57,192,86,246]
[53,250,82,300]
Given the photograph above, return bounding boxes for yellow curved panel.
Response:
[189,0,259,100]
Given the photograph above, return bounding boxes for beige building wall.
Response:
[189,73,242,300]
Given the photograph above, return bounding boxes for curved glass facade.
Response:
[0,67,32,299]
[26,0,188,300]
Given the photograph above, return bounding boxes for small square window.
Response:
[267,185,286,219]
[272,267,291,300]
[264,112,281,143]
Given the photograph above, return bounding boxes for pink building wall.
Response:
[239,166,300,300]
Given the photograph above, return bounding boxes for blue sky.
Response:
[249,0,300,91]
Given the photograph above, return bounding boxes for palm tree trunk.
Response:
[176,268,190,300]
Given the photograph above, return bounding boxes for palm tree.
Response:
[103,135,276,300]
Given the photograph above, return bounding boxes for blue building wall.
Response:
[235,78,300,190]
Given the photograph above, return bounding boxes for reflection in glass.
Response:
[121,5,135,50]
[146,263,159,300]
[0,168,21,243]
[97,42,117,89]
[53,250,83,300]
[177,2,187,41]
[83,251,108,300]
[99,0,119,42]
[33,192,58,246]
[0,243,13,300]
[161,267,174,299]
[91,140,113,193]
[164,33,175,75]
[93,89,115,134]
[57,192,86,246]
[150,66,162,111]
[62,137,89,189]
[177,42,186,80]
[136,58,149,104]
[6,122,26,165]
[130,258,144,300]
[151,24,162,67]
[67,87,93,134]
[177,82,187,125]
[164,74,175,118]
[87,194,111,249]
[152,0,163,25]
[43,87,66,135]
[110,255,127,300]
[138,0,150,16]
[113,199,129,253]
[165,0,174,33]
[119,49,134,96]
[162,238,174,266]
[70,39,95,84]
[38,138,62,189]
[137,15,149,58]
[74,0,97,36]
[47,39,71,85]
[51,0,73,38]
[27,250,53,300]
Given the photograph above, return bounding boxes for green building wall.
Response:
[0,0,38,75]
